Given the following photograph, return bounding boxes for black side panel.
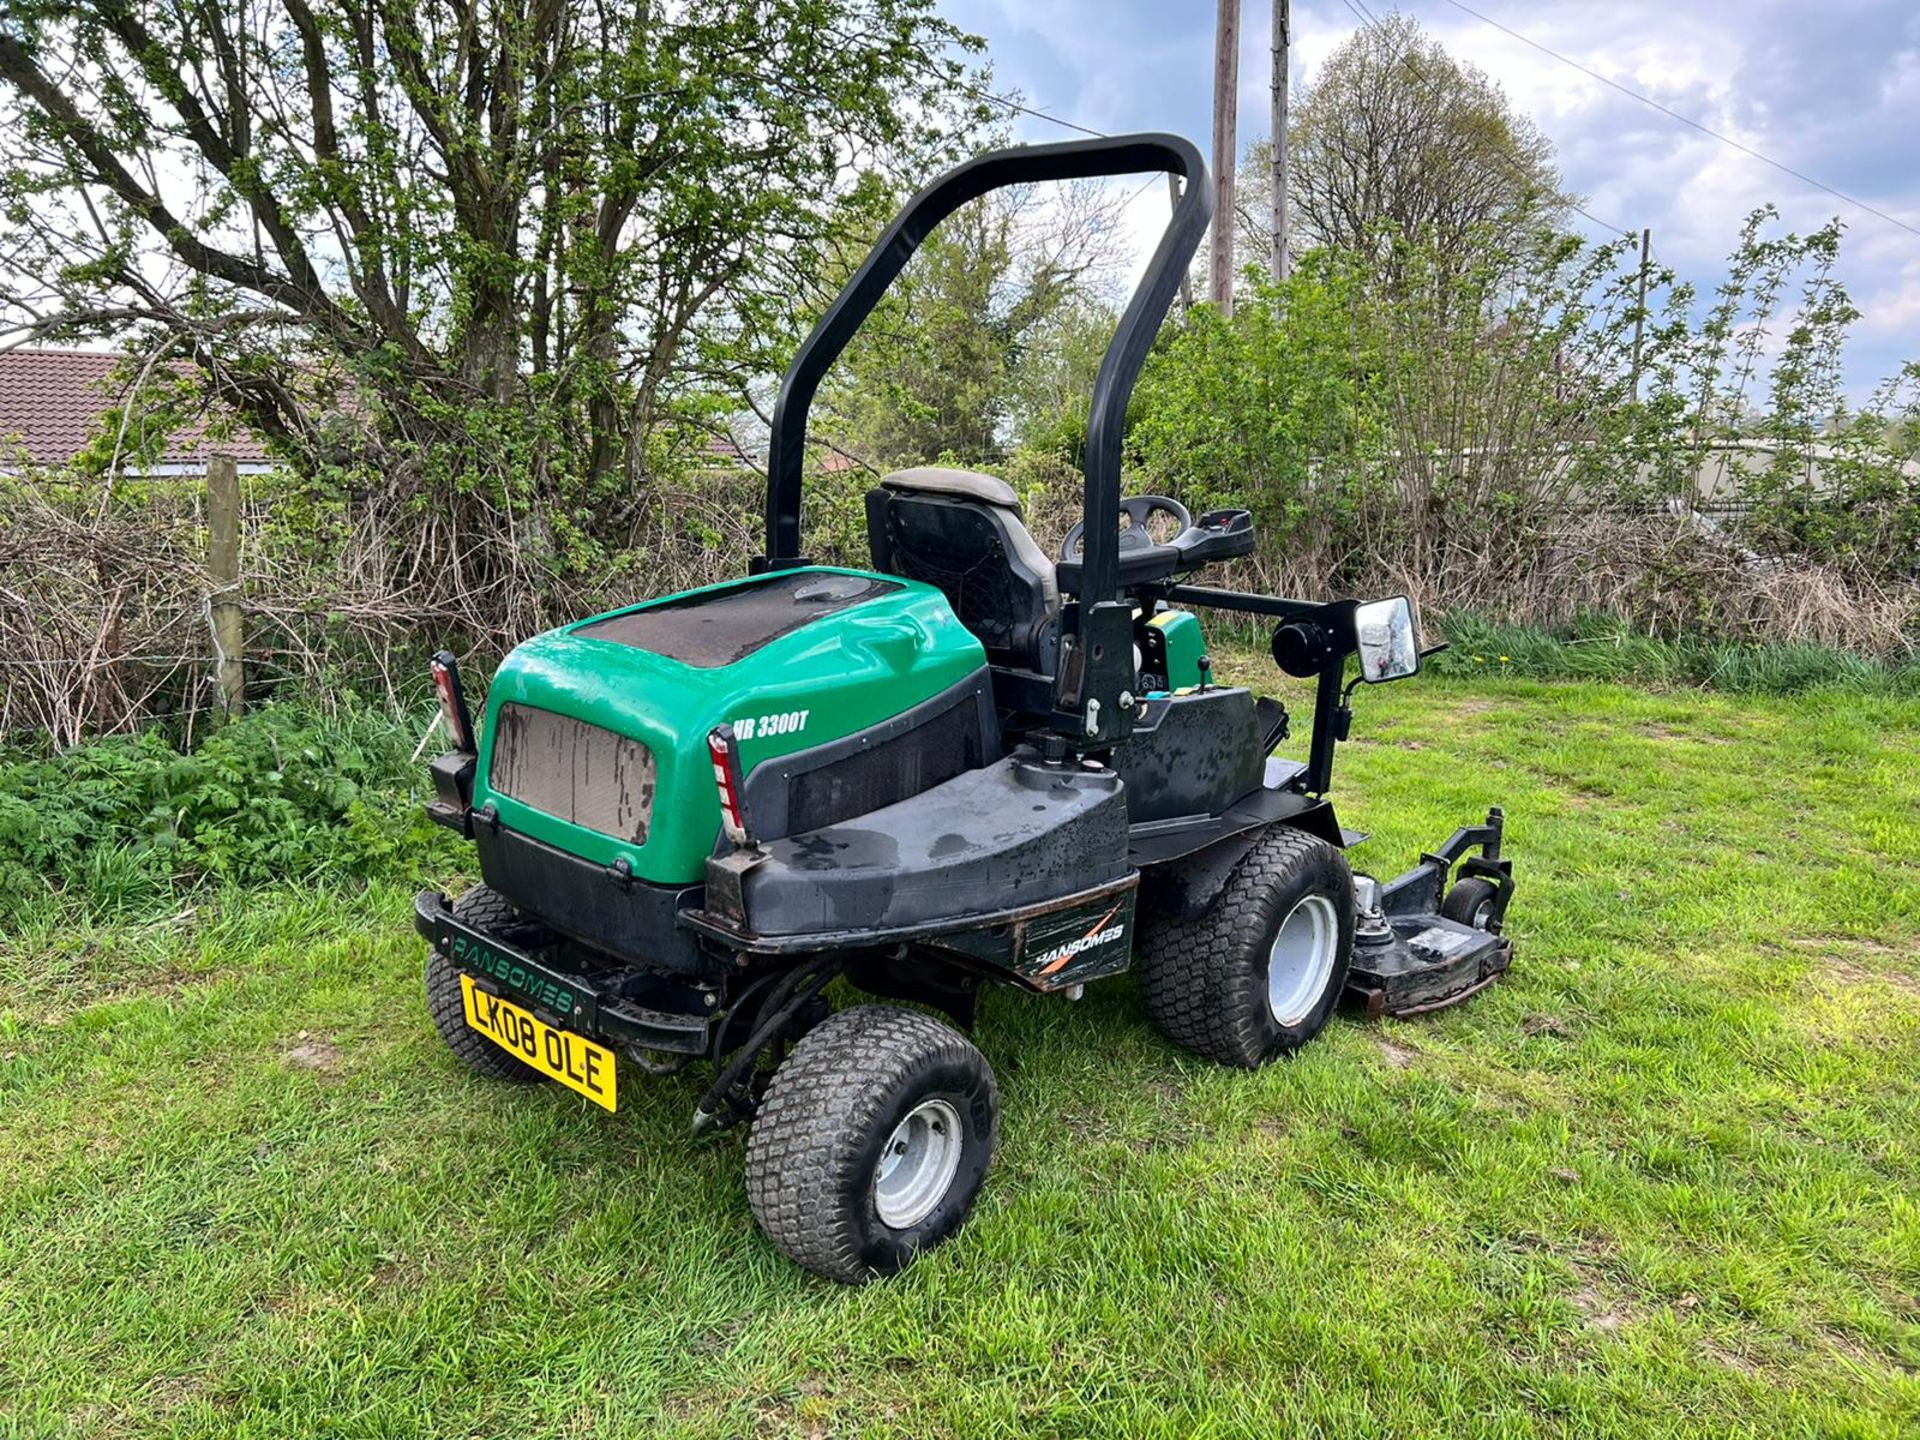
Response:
[739,668,1001,842]
[925,878,1138,991]
[735,752,1130,936]
[1133,795,1345,923]
[1255,694,1290,753]
[1111,688,1266,826]
[1130,787,1341,868]
[475,824,710,975]
[789,698,980,834]
[575,571,899,667]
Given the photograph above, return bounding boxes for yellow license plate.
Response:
[460,973,618,1112]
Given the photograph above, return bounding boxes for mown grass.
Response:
[3,662,1917,1438]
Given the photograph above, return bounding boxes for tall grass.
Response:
[1430,611,1920,695]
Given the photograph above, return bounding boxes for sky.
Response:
[939,0,1920,401]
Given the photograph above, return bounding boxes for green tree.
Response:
[818,179,1127,472]
[1233,14,1569,278]
[0,0,986,596]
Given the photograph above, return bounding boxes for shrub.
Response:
[0,701,447,926]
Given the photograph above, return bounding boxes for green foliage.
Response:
[821,180,1127,470]
[1128,255,1374,550]
[1742,363,1920,582]
[0,0,992,636]
[0,703,446,928]
[1124,204,1918,643]
[1129,226,1643,600]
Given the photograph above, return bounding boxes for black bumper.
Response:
[415,890,714,1055]
[470,822,712,976]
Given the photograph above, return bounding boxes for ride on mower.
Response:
[413,134,1515,1283]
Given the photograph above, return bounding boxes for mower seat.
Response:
[866,467,1059,673]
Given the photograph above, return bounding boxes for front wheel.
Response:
[745,1004,998,1283]
[1441,875,1500,930]
[1137,827,1355,1067]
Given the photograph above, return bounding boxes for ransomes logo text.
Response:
[450,935,575,1015]
[1033,897,1129,977]
[1033,924,1126,973]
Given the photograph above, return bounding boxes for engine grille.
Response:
[786,696,985,836]
[488,704,656,843]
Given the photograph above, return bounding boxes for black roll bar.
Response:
[761,133,1212,611]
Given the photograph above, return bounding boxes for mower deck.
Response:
[1345,914,1514,1017]
[1347,807,1514,1018]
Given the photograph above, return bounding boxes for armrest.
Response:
[1055,545,1186,595]
[1169,508,1255,565]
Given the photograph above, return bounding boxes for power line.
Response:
[1432,0,1920,241]
[961,81,1107,140]
[1336,0,1635,237]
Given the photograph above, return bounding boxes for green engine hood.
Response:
[471,567,987,884]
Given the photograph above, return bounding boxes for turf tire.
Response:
[1137,826,1355,1067]
[746,1004,998,1284]
[423,885,547,1085]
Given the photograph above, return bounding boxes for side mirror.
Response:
[1354,596,1420,683]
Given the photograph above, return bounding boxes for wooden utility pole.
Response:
[1271,0,1290,283]
[1210,0,1241,316]
[1630,226,1652,402]
[206,451,245,719]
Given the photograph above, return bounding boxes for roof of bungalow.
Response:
[0,348,273,471]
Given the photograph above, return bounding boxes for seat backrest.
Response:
[866,467,1059,673]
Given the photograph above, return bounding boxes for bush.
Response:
[0,701,448,926]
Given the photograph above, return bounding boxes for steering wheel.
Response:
[1059,495,1193,562]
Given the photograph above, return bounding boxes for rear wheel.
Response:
[746,1004,998,1283]
[424,885,547,1085]
[1137,827,1355,1067]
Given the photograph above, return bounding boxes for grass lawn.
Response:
[3,664,1918,1437]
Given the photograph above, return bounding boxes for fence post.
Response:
[207,451,245,719]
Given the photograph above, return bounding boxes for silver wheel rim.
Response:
[1267,893,1340,1027]
[873,1097,963,1229]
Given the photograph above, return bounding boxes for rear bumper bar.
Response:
[415,890,712,1055]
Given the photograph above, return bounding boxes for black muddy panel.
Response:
[1110,687,1266,826]
[737,667,1001,843]
[573,571,900,668]
[738,751,1130,935]
[474,823,710,975]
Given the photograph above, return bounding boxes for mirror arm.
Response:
[1304,655,1347,797]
